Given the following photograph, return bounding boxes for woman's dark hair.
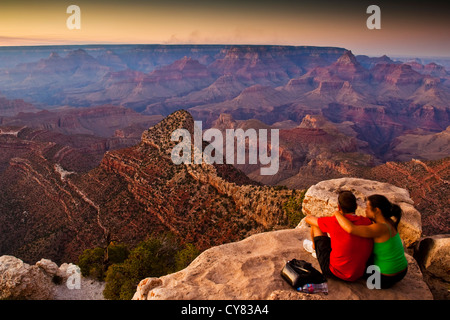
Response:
[338,191,357,213]
[367,194,402,229]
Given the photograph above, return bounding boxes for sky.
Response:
[0,0,449,57]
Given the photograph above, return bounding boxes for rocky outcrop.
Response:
[415,235,450,282]
[312,50,370,82]
[414,234,450,300]
[0,255,55,300]
[114,109,304,237]
[0,256,66,299]
[0,110,304,264]
[208,46,302,85]
[0,255,104,300]
[141,108,195,152]
[301,177,422,247]
[371,63,423,87]
[133,226,433,300]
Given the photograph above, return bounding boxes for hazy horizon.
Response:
[1,44,449,61]
[1,1,449,58]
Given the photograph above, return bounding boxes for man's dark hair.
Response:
[338,191,357,213]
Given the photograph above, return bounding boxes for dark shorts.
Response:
[364,254,408,289]
[379,268,408,289]
[313,236,338,280]
[315,241,408,287]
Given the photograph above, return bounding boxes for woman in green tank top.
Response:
[334,194,408,289]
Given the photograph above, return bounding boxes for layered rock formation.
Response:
[1,46,449,161]
[1,105,163,138]
[386,126,450,162]
[1,46,449,203]
[0,110,303,264]
[209,113,375,188]
[0,96,39,117]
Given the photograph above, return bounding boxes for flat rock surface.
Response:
[133,227,433,300]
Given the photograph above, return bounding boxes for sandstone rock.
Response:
[414,234,450,300]
[301,177,422,247]
[36,258,62,278]
[0,255,106,300]
[133,277,163,300]
[0,255,55,300]
[415,234,450,282]
[58,263,77,279]
[133,227,432,300]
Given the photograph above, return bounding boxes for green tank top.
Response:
[373,224,408,275]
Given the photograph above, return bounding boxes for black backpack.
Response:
[280,259,326,288]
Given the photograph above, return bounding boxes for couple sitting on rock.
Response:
[304,191,408,289]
